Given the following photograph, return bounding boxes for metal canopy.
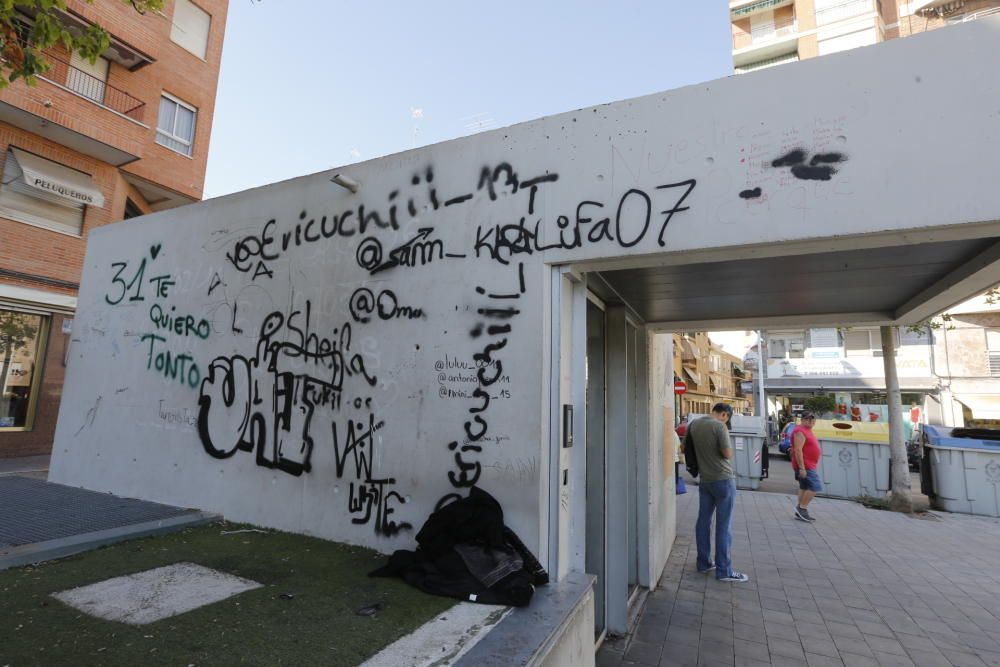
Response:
[597,238,994,328]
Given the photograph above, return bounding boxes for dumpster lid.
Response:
[951,428,1000,441]
[923,425,1000,450]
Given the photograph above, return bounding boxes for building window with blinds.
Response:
[987,329,1000,377]
[0,148,104,236]
[156,94,197,157]
[0,309,47,430]
[170,0,211,59]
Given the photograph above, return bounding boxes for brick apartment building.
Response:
[731,0,1000,73]
[673,332,754,417]
[0,0,228,457]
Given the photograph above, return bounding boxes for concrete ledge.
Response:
[456,572,596,667]
[0,511,219,570]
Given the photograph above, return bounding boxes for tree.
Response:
[0,0,162,89]
[0,311,38,399]
[803,394,836,416]
[880,326,912,513]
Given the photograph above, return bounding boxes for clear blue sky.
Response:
[203,2,733,199]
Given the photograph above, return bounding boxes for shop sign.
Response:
[766,355,931,379]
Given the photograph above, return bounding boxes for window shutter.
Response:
[0,151,85,236]
[67,53,108,104]
[170,0,211,59]
[844,330,870,357]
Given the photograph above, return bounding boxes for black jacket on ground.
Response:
[369,486,548,607]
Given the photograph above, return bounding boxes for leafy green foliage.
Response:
[0,0,162,88]
[804,394,837,414]
[0,310,37,355]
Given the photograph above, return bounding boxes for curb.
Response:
[0,511,221,570]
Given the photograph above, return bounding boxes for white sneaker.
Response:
[718,571,749,583]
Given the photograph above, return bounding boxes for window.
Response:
[844,330,871,357]
[156,94,197,156]
[170,0,211,59]
[899,327,931,347]
[0,148,104,236]
[768,331,804,358]
[0,310,47,429]
[987,330,1000,377]
[845,328,900,357]
[67,52,109,104]
[124,197,143,219]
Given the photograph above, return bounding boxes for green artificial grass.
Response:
[0,522,455,666]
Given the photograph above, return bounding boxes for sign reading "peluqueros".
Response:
[30,176,98,205]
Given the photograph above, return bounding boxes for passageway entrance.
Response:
[554,229,1000,639]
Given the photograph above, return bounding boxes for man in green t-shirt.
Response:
[687,403,749,583]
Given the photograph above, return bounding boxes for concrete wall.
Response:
[648,333,677,585]
[537,589,595,667]
[50,17,1000,563]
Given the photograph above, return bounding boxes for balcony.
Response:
[40,53,145,122]
[950,6,1000,22]
[816,0,877,25]
[732,16,798,52]
[730,0,794,18]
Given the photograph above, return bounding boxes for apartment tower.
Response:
[731,0,1000,74]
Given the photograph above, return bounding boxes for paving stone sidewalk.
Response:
[0,476,215,569]
[599,488,1000,667]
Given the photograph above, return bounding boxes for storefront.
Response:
[0,284,75,456]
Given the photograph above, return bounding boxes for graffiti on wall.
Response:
[97,151,747,538]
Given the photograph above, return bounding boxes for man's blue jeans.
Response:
[696,478,736,579]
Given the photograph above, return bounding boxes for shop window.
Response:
[156,94,197,157]
[0,148,103,236]
[170,0,211,59]
[0,310,47,429]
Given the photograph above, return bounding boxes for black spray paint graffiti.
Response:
[225,165,484,281]
[355,227,465,274]
[105,244,209,389]
[224,162,696,291]
[201,158,704,530]
[198,302,374,474]
[196,303,408,535]
[771,148,846,181]
[738,147,847,199]
[334,413,412,535]
[473,180,696,266]
[436,262,525,510]
[349,288,423,324]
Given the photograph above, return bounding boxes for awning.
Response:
[9,148,104,208]
[683,366,701,385]
[0,283,77,314]
[956,395,1000,421]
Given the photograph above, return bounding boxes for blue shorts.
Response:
[797,468,822,492]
